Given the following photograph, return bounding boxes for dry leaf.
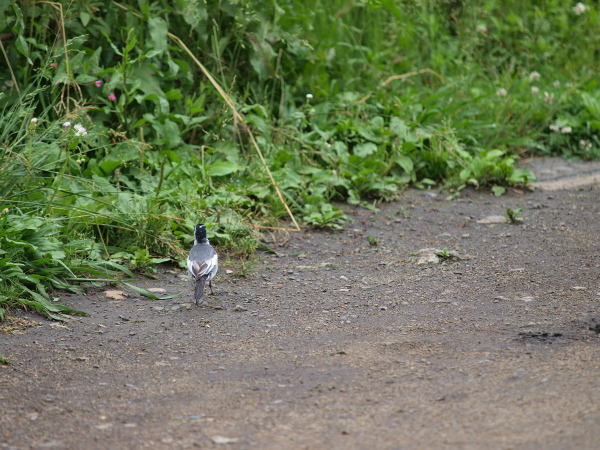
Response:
[104,290,127,300]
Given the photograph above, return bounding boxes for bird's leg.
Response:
[209,279,214,295]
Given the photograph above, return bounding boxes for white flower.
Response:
[63,122,71,127]
[496,87,508,97]
[549,125,559,132]
[561,126,572,134]
[531,86,540,94]
[73,123,88,136]
[1,208,8,213]
[572,2,589,15]
[580,139,592,149]
[544,92,554,104]
[30,118,38,123]
[529,71,541,82]
[476,24,488,33]
[553,81,560,88]
[306,94,313,100]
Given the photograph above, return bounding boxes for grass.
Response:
[0,1,599,319]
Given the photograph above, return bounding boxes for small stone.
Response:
[416,248,441,265]
[234,305,248,312]
[171,305,182,311]
[75,356,88,361]
[340,275,349,280]
[510,268,525,272]
[151,306,164,311]
[461,234,470,238]
[212,305,223,310]
[572,286,587,290]
[95,423,113,430]
[380,306,388,310]
[226,269,233,274]
[287,270,294,274]
[212,436,239,444]
[340,314,358,320]
[477,215,507,224]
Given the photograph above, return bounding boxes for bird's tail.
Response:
[194,277,207,304]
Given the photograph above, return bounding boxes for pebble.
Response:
[340,314,358,320]
[147,288,166,293]
[477,215,507,224]
[340,275,349,280]
[212,436,239,444]
[171,305,182,311]
[380,306,388,310]
[151,306,164,311]
[572,286,587,290]
[234,305,248,312]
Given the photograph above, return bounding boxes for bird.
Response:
[187,224,218,305]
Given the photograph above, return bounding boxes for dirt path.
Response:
[2,178,600,449]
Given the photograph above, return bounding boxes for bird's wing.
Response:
[188,254,218,280]
[188,244,218,279]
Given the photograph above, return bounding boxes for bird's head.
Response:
[194,224,207,242]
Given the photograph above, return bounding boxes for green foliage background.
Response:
[0,0,599,317]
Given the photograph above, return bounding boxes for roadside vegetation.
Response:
[0,0,598,319]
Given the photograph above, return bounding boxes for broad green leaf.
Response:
[492,186,506,196]
[395,156,414,174]
[207,161,240,177]
[354,142,378,158]
[148,17,168,55]
[80,11,91,26]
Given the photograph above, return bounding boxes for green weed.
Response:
[435,248,453,260]
[506,208,524,224]
[367,235,379,246]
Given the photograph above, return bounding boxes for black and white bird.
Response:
[187,224,218,305]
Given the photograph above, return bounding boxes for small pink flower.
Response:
[108,93,117,101]
[50,63,57,68]
[95,80,103,88]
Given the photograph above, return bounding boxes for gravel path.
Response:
[1,167,599,449]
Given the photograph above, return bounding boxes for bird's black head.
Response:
[194,224,207,242]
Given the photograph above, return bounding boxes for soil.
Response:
[2,168,600,449]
